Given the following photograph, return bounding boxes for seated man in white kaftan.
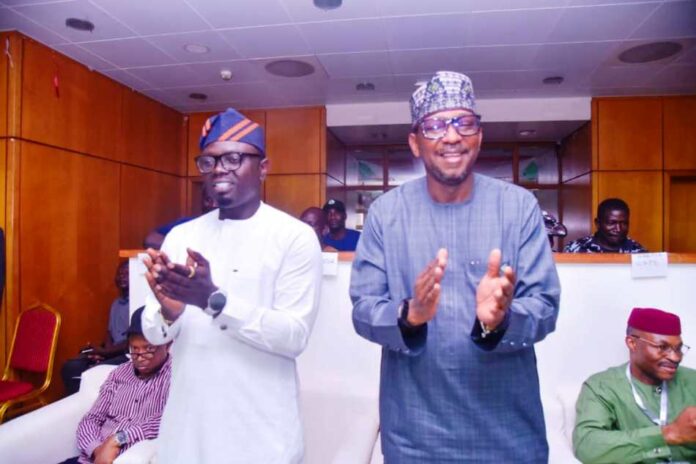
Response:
[141,108,323,464]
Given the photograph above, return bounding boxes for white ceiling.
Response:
[1,0,694,115]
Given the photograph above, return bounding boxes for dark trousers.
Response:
[61,354,128,396]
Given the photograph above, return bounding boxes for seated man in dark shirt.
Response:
[321,199,361,251]
[59,307,172,464]
[564,198,646,253]
[61,261,131,396]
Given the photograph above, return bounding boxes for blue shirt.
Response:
[322,228,361,251]
[350,175,561,463]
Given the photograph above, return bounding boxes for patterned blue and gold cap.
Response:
[410,71,477,128]
[199,108,265,155]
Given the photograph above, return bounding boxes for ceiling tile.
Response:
[0,7,69,45]
[327,75,396,95]
[548,3,660,42]
[317,51,391,78]
[647,64,696,88]
[384,14,470,50]
[54,43,114,69]
[466,8,565,46]
[144,30,242,63]
[280,0,380,22]
[534,41,621,70]
[630,0,696,40]
[13,0,136,42]
[126,64,200,88]
[220,25,309,59]
[90,0,209,35]
[139,88,188,108]
[675,43,696,64]
[376,0,477,16]
[2,0,72,5]
[100,68,152,89]
[297,18,388,54]
[471,0,571,11]
[589,64,661,88]
[181,60,266,85]
[460,45,541,71]
[184,0,291,28]
[390,48,469,75]
[80,37,174,67]
[568,0,654,5]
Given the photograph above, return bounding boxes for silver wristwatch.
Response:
[114,430,128,447]
[203,289,227,318]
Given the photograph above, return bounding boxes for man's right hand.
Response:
[663,406,696,445]
[143,249,185,320]
[408,248,448,326]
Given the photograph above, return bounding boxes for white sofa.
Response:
[0,260,382,464]
[0,364,156,464]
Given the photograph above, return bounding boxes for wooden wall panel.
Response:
[264,174,324,218]
[595,171,663,252]
[120,165,185,250]
[665,174,696,252]
[119,90,185,175]
[186,109,266,177]
[560,122,591,182]
[560,173,591,249]
[266,107,325,174]
[596,98,662,171]
[19,142,120,400]
[663,96,696,170]
[0,33,9,137]
[0,139,6,371]
[21,39,121,160]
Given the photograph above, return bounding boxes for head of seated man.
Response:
[321,199,361,251]
[564,198,647,253]
[573,307,696,464]
[127,308,169,378]
[300,206,337,252]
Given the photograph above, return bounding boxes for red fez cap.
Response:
[627,307,681,335]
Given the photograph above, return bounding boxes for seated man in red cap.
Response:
[573,307,696,463]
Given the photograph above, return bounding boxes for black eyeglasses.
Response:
[127,346,159,360]
[630,335,690,356]
[418,114,482,140]
[195,152,263,174]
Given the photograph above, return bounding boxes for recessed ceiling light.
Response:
[313,0,342,10]
[542,76,564,85]
[618,41,683,64]
[183,44,210,54]
[356,82,375,91]
[65,18,95,32]
[519,129,536,136]
[265,60,315,78]
[188,93,207,101]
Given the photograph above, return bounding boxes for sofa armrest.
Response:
[115,438,158,464]
[0,364,118,464]
[0,393,86,464]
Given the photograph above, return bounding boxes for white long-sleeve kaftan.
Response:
[142,203,323,464]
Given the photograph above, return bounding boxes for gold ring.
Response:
[187,265,196,279]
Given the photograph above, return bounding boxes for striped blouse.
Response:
[76,356,171,463]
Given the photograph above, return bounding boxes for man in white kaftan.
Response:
[141,108,322,464]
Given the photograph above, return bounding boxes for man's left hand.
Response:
[93,436,120,464]
[476,249,516,330]
[152,248,218,310]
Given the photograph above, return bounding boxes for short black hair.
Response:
[597,198,629,220]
